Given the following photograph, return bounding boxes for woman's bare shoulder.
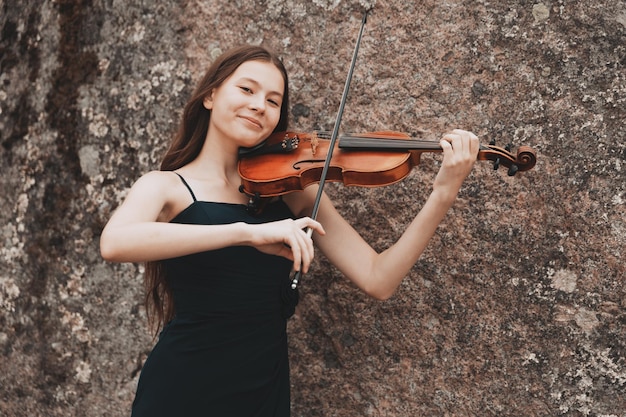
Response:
[129,170,183,194]
[120,170,190,220]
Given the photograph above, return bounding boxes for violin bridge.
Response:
[310,131,319,155]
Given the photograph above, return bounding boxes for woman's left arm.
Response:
[285,129,479,300]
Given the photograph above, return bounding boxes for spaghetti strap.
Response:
[173,172,197,202]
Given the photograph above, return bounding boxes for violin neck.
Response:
[339,133,491,153]
[339,134,442,151]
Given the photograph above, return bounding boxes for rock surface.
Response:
[1,0,624,415]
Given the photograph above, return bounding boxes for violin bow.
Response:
[291,9,370,289]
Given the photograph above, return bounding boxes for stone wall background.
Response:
[1,0,624,416]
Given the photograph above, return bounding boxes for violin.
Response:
[238,130,537,198]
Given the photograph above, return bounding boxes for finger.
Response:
[453,129,479,155]
[281,246,294,262]
[309,219,326,235]
[469,132,480,156]
[296,217,326,236]
[285,233,303,272]
[290,232,306,273]
[439,137,453,157]
[454,131,468,154]
[297,228,315,273]
[441,131,461,145]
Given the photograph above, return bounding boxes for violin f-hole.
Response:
[293,159,327,170]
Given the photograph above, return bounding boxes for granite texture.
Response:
[0,0,624,416]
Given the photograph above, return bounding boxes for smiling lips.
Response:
[240,115,263,129]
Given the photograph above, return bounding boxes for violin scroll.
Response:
[478,141,537,176]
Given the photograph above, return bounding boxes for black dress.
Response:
[131,173,297,417]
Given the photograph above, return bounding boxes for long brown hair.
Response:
[144,45,290,335]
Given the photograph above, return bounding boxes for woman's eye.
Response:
[240,86,252,93]
[267,99,280,107]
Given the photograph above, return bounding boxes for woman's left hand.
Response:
[432,129,480,200]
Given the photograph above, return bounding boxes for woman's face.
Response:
[203,60,285,149]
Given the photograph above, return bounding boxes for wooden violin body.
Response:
[238,130,537,198]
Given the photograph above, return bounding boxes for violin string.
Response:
[312,131,443,150]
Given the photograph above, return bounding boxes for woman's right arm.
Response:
[99,171,324,271]
[100,171,241,262]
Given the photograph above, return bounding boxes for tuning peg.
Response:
[505,143,512,152]
[507,164,519,176]
[489,139,496,146]
[493,157,501,170]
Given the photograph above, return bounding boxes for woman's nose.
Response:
[249,95,266,112]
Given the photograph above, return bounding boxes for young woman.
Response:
[100,45,479,416]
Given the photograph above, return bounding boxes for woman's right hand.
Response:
[247,217,325,273]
